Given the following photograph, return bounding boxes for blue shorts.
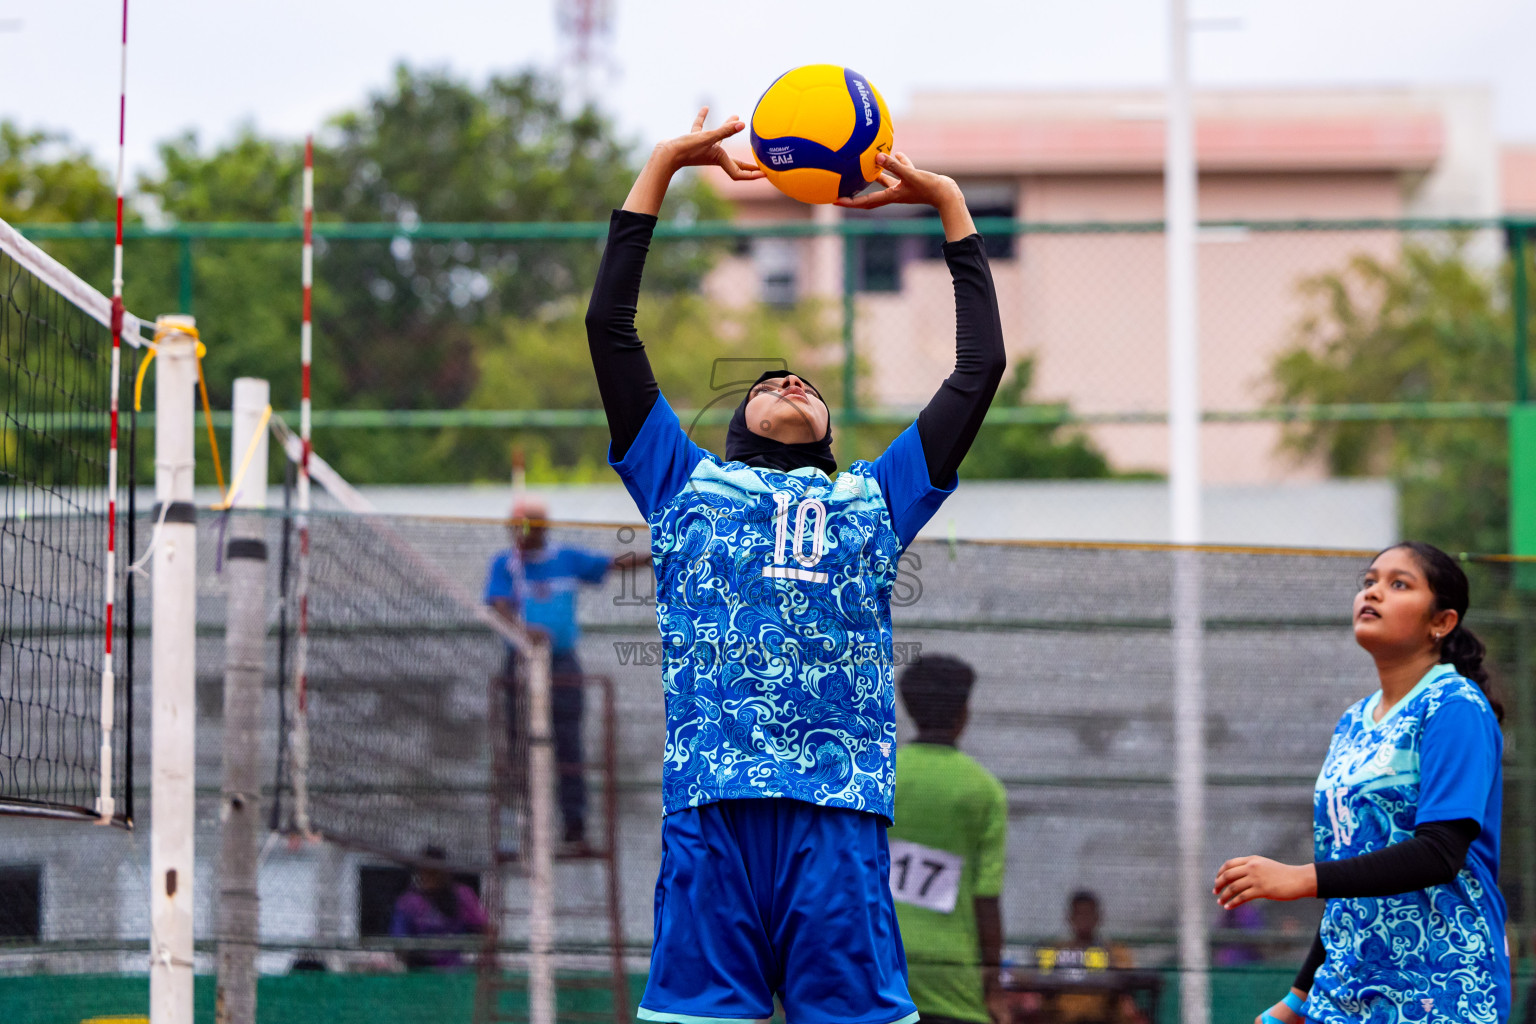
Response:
[638,798,917,1024]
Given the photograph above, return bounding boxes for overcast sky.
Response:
[2,0,1534,183]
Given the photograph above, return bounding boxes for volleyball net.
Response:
[0,216,144,824]
[0,473,1532,1023]
[246,493,1536,966]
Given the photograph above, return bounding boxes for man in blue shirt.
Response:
[484,497,618,853]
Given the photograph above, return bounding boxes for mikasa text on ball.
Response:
[750,65,894,205]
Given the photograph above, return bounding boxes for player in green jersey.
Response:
[889,655,1009,1024]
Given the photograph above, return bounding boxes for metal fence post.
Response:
[1513,222,1529,406]
[178,234,195,315]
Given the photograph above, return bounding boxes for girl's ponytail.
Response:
[1387,542,1504,723]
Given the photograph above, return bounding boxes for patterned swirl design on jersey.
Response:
[1307,674,1501,1024]
[647,455,903,821]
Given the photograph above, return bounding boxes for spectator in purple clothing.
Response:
[389,845,489,970]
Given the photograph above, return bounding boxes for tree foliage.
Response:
[1270,241,1517,552]
[4,63,1113,487]
[958,358,1113,480]
[1,124,116,224]
[2,64,738,485]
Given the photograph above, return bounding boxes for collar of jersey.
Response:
[1362,662,1457,728]
[734,462,829,480]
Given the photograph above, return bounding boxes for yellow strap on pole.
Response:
[139,324,226,505]
[194,351,227,503]
[133,349,156,413]
[212,405,273,511]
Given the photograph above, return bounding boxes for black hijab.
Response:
[725,370,836,475]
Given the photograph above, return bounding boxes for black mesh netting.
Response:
[0,245,133,822]
[1,505,1532,1002]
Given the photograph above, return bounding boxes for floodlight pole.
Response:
[1167,2,1209,1023]
[216,377,271,1024]
[150,316,198,1024]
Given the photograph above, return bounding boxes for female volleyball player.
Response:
[1212,541,1507,1024]
[588,109,1005,1024]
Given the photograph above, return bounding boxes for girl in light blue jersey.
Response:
[1214,542,1507,1024]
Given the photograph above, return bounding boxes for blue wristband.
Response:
[1261,992,1306,1024]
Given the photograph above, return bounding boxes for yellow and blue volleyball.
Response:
[750,65,894,205]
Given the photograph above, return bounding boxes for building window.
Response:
[845,207,919,293]
[751,238,799,307]
[357,864,481,937]
[857,235,904,293]
[0,866,41,940]
[922,182,1017,261]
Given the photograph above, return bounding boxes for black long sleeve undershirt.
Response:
[1292,818,1479,992]
[586,209,1007,483]
[585,210,663,462]
[914,235,1007,486]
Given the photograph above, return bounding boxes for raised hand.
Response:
[625,106,764,216]
[658,106,764,182]
[834,152,977,242]
[834,151,959,210]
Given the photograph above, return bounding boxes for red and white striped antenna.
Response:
[96,0,129,824]
[291,134,315,835]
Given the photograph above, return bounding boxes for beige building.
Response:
[704,87,1509,483]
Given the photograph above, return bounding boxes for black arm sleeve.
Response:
[585,210,663,461]
[1314,818,1479,899]
[913,234,1008,488]
[1293,927,1326,993]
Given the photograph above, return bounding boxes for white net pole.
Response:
[506,444,556,1024]
[150,316,198,1024]
[1166,1,1208,1021]
[527,636,556,1024]
[216,377,270,1024]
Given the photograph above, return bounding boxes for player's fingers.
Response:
[874,152,906,179]
[717,151,763,181]
[1221,878,1257,907]
[691,106,709,133]
[876,171,900,188]
[1215,868,1253,899]
[1212,859,1247,889]
[708,117,745,143]
[835,190,895,210]
[1224,887,1254,909]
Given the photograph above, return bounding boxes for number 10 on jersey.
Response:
[764,491,829,583]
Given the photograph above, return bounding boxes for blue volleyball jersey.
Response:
[1309,664,1507,1024]
[610,395,954,822]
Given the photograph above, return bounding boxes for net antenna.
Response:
[292,134,316,836]
[97,0,131,825]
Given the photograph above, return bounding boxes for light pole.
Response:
[1166,2,1208,1023]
